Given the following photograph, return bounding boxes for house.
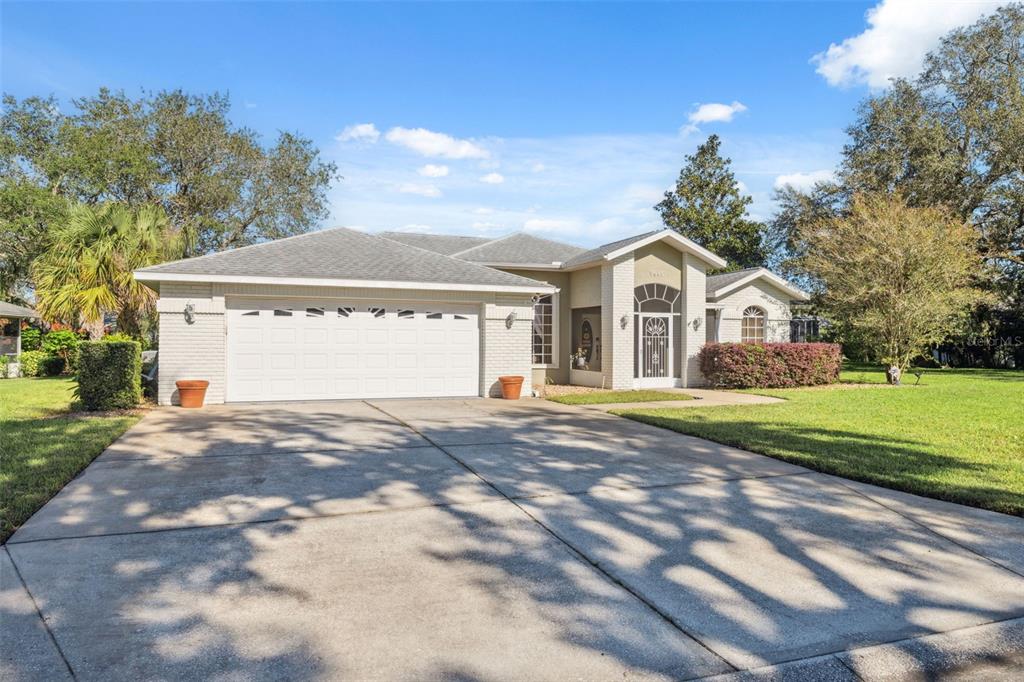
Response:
[134,227,808,405]
[0,301,38,357]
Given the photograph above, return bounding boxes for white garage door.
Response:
[226,299,480,402]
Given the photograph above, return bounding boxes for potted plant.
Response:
[570,347,587,369]
[175,379,210,408]
[498,375,524,400]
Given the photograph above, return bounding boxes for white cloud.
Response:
[681,101,748,134]
[418,164,449,177]
[774,170,835,191]
[531,162,546,173]
[812,0,1001,89]
[395,183,441,198]
[244,100,257,110]
[396,223,432,233]
[473,207,494,215]
[385,127,489,159]
[479,172,505,185]
[336,123,381,143]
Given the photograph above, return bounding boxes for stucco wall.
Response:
[569,266,601,309]
[714,280,793,343]
[634,241,683,289]
[502,269,570,386]
[680,253,707,386]
[154,281,533,405]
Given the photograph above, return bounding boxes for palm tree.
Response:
[33,203,187,338]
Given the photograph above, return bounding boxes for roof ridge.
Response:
[372,231,547,285]
[379,231,494,242]
[139,226,354,272]
[449,232,520,257]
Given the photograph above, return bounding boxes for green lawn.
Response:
[548,389,695,405]
[614,367,1024,516]
[0,377,140,542]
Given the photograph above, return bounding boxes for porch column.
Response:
[680,252,707,387]
[601,253,634,389]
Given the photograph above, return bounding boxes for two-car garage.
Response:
[225,299,480,402]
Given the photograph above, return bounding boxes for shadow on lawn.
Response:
[2,399,1023,679]
[619,411,1024,516]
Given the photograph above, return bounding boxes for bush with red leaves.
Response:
[699,342,842,388]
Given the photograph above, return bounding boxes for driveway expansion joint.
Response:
[3,546,77,680]
[364,400,741,673]
[829,477,1024,580]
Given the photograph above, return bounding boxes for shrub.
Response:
[699,342,842,389]
[101,332,136,344]
[42,330,80,374]
[18,350,48,377]
[39,355,65,376]
[76,341,142,411]
[20,327,42,351]
[0,355,9,379]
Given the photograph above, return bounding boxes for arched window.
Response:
[634,284,680,313]
[741,306,766,343]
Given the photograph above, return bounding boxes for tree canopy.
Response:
[655,134,765,269]
[1,89,339,298]
[32,203,186,338]
[800,193,989,372]
[770,5,1024,275]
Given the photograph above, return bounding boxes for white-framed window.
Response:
[741,306,766,343]
[532,293,558,367]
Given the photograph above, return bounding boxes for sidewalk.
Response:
[577,388,784,412]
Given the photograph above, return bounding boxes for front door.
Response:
[638,314,673,386]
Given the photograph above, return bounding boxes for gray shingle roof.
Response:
[0,302,37,318]
[561,230,661,268]
[452,233,586,265]
[136,227,553,290]
[378,232,492,256]
[705,267,762,297]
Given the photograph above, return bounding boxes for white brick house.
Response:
[135,228,807,405]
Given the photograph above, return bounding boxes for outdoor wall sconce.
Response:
[620,314,629,329]
[505,310,517,329]
[691,317,702,332]
[184,302,195,325]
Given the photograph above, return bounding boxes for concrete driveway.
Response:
[3,398,1024,681]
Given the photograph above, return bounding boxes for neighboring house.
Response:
[0,302,38,357]
[134,227,807,405]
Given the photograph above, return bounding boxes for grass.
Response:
[0,377,141,542]
[548,389,695,405]
[613,366,1024,516]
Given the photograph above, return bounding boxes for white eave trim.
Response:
[602,230,728,269]
[477,262,564,270]
[133,271,557,294]
[709,268,809,301]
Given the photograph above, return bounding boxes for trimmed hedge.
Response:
[699,342,842,389]
[76,341,142,411]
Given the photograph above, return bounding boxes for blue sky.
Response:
[1,1,1002,246]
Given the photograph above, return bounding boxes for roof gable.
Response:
[135,227,554,292]
[706,267,809,301]
[562,229,727,270]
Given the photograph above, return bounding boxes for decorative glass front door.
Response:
[640,315,671,378]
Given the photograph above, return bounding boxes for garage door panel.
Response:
[227,300,480,402]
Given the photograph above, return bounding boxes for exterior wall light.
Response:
[692,317,702,331]
[184,302,195,325]
[620,314,629,329]
[505,310,517,329]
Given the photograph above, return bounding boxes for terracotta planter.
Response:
[498,375,524,400]
[175,380,210,408]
